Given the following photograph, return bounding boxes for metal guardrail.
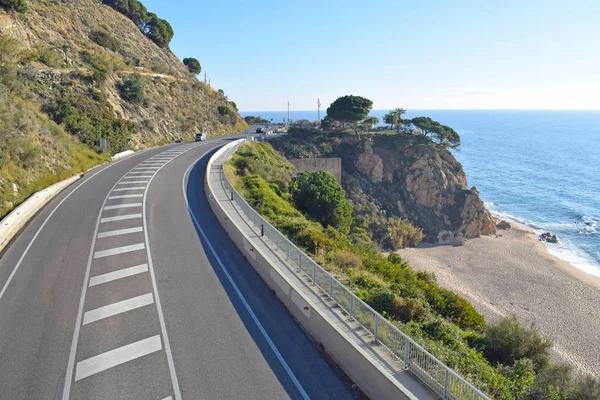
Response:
[212,140,489,400]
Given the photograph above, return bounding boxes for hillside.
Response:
[0,0,247,218]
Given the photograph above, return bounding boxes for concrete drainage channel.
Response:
[205,140,491,400]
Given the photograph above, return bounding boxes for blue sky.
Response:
[142,0,600,111]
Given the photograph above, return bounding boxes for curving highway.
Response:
[0,138,357,400]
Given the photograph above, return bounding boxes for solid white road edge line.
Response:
[182,156,311,400]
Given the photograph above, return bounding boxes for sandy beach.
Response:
[397,223,600,376]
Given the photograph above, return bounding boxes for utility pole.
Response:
[204,71,207,84]
[317,98,322,126]
[287,101,290,126]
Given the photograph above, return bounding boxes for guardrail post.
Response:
[231,191,234,201]
[404,338,410,367]
[329,276,333,297]
[286,243,290,259]
[261,224,264,237]
[443,369,449,399]
[374,315,379,340]
[350,295,354,317]
[312,261,316,281]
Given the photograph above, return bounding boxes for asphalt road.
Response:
[0,138,356,400]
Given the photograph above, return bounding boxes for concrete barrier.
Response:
[111,150,134,160]
[205,141,430,400]
[0,174,81,253]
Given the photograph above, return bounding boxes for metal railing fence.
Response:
[211,140,489,400]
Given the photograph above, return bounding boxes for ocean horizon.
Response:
[241,110,600,278]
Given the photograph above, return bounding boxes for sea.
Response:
[241,110,600,278]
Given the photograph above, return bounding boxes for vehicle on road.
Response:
[195,132,207,141]
[256,127,264,133]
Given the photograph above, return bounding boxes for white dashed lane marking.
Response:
[93,243,145,259]
[97,227,143,239]
[112,187,146,192]
[104,203,142,211]
[82,293,154,325]
[89,264,149,287]
[74,335,163,381]
[108,194,143,199]
[100,214,142,223]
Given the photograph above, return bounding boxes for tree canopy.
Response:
[290,170,353,234]
[383,108,406,131]
[183,57,201,75]
[326,95,373,135]
[101,0,174,48]
[0,0,27,13]
[409,116,461,147]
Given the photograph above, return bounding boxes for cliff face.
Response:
[342,137,496,240]
[273,133,496,242]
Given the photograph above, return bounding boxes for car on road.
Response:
[195,132,207,141]
[256,127,264,133]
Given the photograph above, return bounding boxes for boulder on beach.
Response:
[497,220,512,230]
[540,232,559,244]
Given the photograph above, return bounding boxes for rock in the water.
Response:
[497,220,512,230]
[540,232,559,243]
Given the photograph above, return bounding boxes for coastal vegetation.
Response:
[226,137,600,399]
[244,116,272,124]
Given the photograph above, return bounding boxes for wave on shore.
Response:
[490,209,600,279]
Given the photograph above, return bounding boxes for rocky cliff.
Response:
[272,133,496,242]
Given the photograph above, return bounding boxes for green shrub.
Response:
[426,287,485,331]
[349,270,384,290]
[392,297,425,323]
[486,316,552,371]
[366,288,396,315]
[0,35,22,86]
[331,250,362,270]
[118,75,144,103]
[290,170,353,234]
[90,30,120,52]
[37,45,63,68]
[217,105,231,116]
[382,217,424,249]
